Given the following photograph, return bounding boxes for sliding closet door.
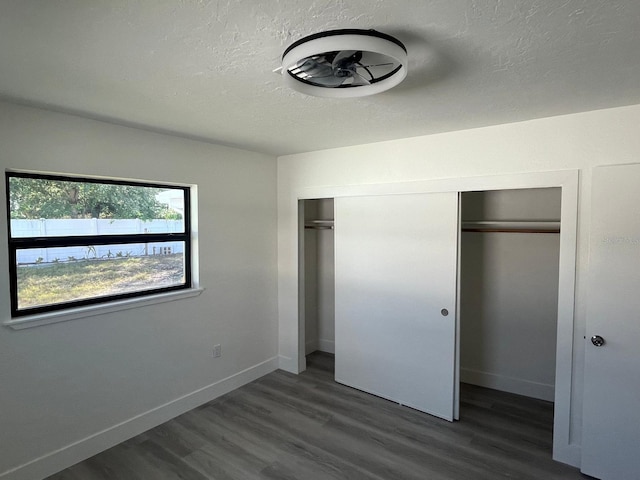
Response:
[334,192,459,421]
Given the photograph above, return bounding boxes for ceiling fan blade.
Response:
[332,50,362,69]
[293,58,333,78]
[311,75,349,87]
[359,62,394,68]
[351,71,372,86]
[291,52,374,88]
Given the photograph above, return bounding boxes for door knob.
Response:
[441,308,449,317]
[591,335,605,347]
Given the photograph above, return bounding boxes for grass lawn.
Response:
[17,254,185,309]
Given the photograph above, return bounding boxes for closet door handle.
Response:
[591,335,605,347]
[441,308,449,317]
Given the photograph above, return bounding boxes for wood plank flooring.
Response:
[47,352,590,480]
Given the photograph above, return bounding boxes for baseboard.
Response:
[1,356,278,480]
[460,368,555,402]
[305,339,334,355]
[553,442,581,469]
[305,339,319,354]
[318,338,335,354]
[278,354,297,373]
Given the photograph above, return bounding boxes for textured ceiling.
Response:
[1,0,639,155]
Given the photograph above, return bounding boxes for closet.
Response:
[301,187,562,414]
[302,198,335,356]
[460,188,561,402]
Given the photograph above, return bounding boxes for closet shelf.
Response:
[461,220,560,234]
[304,219,334,230]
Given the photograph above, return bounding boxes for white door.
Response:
[334,192,459,420]
[582,164,640,479]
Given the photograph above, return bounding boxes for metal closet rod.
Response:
[304,220,560,233]
[304,225,334,230]
[461,220,560,234]
[304,219,334,230]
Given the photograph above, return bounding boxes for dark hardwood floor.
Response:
[47,352,590,480]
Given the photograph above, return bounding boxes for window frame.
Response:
[5,171,193,318]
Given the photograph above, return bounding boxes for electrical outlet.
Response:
[213,344,222,358]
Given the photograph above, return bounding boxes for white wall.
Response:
[460,189,561,401]
[0,101,278,480]
[277,103,640,467]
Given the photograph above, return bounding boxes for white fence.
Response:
[11,219,184,265]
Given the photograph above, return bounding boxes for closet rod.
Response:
[304,225,334,230]
[461,221,560,234]
[304,219,334,230]
[462,227,559,234]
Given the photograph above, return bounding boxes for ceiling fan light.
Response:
[281,29,408,98]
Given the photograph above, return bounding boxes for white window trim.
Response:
[3,287,205,330]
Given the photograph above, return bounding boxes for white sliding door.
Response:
[582,164,640,479]
[334,192,459,420]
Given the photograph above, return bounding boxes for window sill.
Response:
[3,288,205,330]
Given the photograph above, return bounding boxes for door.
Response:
[334,192,459,420]
[582,164,640,479]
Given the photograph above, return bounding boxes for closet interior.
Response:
[460,188,561,403]
[302,198,335,355]
[301,187,562,405]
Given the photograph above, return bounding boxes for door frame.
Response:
[287,169,579,467]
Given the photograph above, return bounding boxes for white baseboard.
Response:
[318,338,335,354]
[1,357,278,480]
[553,443,581,469]
[305,338,334,355]
[460,368,555,402]
[278,354,297,373]
[305,339,319,354]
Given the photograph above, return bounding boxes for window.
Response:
[6,171,192,317]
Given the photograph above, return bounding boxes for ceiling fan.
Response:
[280,29,408,98]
